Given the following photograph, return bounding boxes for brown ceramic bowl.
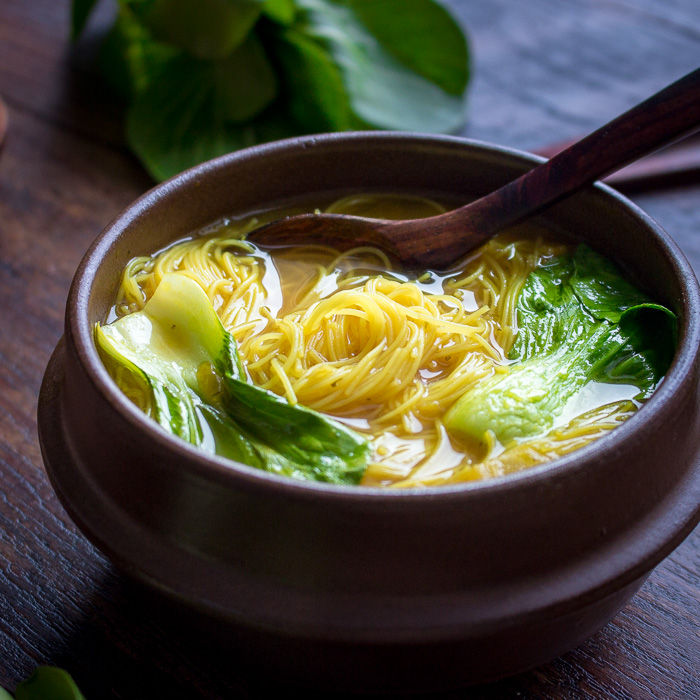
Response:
[38,133,700,693]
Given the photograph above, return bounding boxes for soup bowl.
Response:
[38,132,700,692]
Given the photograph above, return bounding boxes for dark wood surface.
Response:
[1,1,698,697]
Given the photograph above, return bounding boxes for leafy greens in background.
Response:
[71,0,470,181]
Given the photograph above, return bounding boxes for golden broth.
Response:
[107,194,641,487]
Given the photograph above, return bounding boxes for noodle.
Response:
[109,195,635,486]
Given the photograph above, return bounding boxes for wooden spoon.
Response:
[250,68,700,269]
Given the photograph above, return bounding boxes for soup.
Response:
[97,194,675,487]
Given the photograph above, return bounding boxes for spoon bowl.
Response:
[251,68,700,268]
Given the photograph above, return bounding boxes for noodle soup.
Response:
[99,194,675,487]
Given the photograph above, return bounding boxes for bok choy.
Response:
[444,245,676,446]
[71,0,470,181]
[96,273,370,484]
[7,667,87,700]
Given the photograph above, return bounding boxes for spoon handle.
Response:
[462,67,700,239]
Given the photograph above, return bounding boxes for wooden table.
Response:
[1,1,698,697]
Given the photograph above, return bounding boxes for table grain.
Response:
[0,1,698,697]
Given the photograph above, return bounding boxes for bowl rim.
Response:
[65,131,700,502]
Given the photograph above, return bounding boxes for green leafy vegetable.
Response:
[342,0,469,96]
[12,667,86,700]
[289,0,467,132]
[71,0,99,41]
[263,0,297,24]
[125,41,284,181]
[444,245,676,445]
[134,0,266,60]
[97,273,370,484]
[268,26,352,131]
[96,6,180,100]
[71,0,470,180]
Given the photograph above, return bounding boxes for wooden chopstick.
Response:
[534,132,700,193]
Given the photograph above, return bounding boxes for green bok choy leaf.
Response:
[444,245,676,446]
[96,273,370,484]
[11,667,87,700]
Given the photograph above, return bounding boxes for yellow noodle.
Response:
[111,200,631,486]
[394,401,638,488]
